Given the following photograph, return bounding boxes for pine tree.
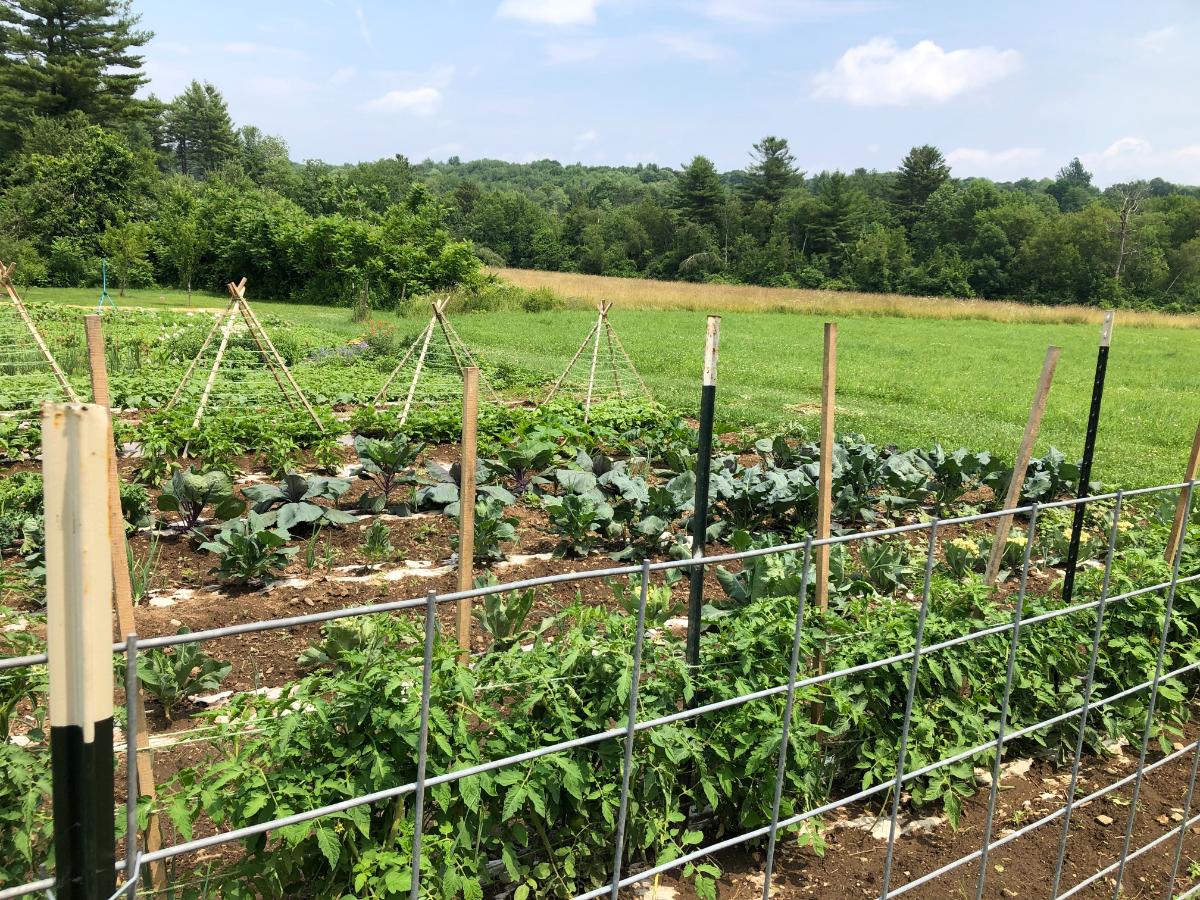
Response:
[0,0,151,150]
[742,135,800,205]
[893,144,950,224]
[673,155,725,228]
[163,80,238,177]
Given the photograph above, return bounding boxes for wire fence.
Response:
[2,480,1200,899]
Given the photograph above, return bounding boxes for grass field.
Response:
[19,281,1200,488]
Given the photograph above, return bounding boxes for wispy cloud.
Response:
[546,32,732,66]
[362,86,442,116]
[812,38,1020,106]
[354,4,373,47]
[946,147,1044,175]
[1137,25,1178,51]
[497,0,599,27]
[1081,136,1200,185]
[329,66,356,86]
[215,41,305,61]
[697,0,882,26]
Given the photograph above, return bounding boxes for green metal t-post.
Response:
[96,259,115,312]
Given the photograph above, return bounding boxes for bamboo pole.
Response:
[236,287,324,431]
[1,261,80,402]
[605,317,652,402]
[604,314,623,398]
[457,368,479,661]
[810,323,837,725]
[583,302,606,422]
[191,294,240,429]
[984,346,1061,585]
[373,335,421,405]
[84,316,165,887]
[438,313,500,402]
[238,296,295,410]
[1165,419,1200,564]
[166,300,230,411]
[545,316,601,404]
[400,317,436,425]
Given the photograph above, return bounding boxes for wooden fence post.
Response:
[811,323,837,724]
[457,368,479,661]
[1165,419,1200,564]
[984,346,1061,585]
[83,316,165,887]
[44,403,116,898]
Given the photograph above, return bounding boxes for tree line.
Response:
[2,1,1198,311]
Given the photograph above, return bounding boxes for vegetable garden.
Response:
[1,298,1200,899]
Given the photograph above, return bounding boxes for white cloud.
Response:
[812,38,1021,106]
[698,0,881,25]
[1081,137,1200,186]
[329,66,356,86]
[1137,25,1178,51]
[946,147,1044,167]
[362,87,442,116]
[497,0,599,26]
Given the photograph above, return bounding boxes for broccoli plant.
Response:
[156,467,245,529]
[243,473,358,537]
[198,512,297,585]
[137,629,231,720]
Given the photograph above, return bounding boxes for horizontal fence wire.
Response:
[1,478,1198,898]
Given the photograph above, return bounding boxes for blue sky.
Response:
[137,0,1200,185]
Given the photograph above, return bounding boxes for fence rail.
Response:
[3,479,1199,899]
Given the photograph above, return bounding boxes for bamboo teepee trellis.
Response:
[373,298,499,423]
[544,301,650,420]
[166,278,324,431]
[0,260,81,406]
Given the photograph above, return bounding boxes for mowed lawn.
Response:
[451,308,1200,489]
[21,284,1200,488]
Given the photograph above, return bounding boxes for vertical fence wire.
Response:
[975,505,1040,900]
[1166,734,1200,899]
[124,634,140,899]
[609,560,652,899]
[409,591,437,900]
[761,538,814,900]
[1111,481,1195,899]
[880,521,940,898]
[1049,492,1124,899]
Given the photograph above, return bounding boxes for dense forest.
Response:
[2,1,1199,311]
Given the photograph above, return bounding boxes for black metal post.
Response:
[1062,311,1113,605]
[686,316,720,668]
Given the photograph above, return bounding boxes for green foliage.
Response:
[360,519,393,566]
[472,576,537,650]
[352,433,424,509]
[453,497,518,563]
[137,629,231,720]
[199,512,296,584]
[243,473,357,538]
[156,466,245,528]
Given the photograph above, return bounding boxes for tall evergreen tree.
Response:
[893,144,950,224]
[673,155,725,228]
[742,135,799,205]
[0,0,151,150]
[1048,156,1097,213]
[163,80,237,177]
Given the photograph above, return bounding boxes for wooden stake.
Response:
[815,323,837,614]
[373,333,422,405]
[84,316,165,887]
[1165,419,1200,564]
[544,317,601,404]
[457,368,479,661]
[984,346,1062,585]
[1,261,80,402]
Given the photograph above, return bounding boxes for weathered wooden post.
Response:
[457,367,480,660]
